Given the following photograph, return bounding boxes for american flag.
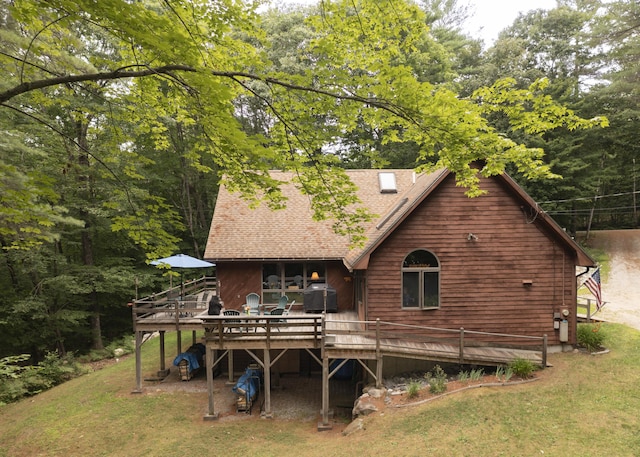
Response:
[584,268,603,311]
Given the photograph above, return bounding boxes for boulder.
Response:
[352,397,378,417]
[342,418,364,436]
[367,387,386,398]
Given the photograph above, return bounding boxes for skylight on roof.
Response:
[378,172,397,193]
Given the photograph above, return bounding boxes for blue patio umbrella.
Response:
[151,254,215,296]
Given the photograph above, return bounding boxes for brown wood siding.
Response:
[366,174,577,345]
[326,261,355,312]
[217,262,262,309]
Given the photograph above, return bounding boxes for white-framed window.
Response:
[402,250,440,309]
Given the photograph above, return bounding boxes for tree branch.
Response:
[0,64,413,123]
[0,65,197,103]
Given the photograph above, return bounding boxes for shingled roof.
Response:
[203,169,595,268]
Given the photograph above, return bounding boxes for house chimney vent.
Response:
[378,172,397,193]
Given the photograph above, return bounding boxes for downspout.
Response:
[562,252,565,308]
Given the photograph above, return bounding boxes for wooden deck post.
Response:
[459,328,464,364]
[375,319,383,388]
[262,348,273,418]
[203,345,218,421]
[132,330,143,394]
[227,350,234,384]
[319,314,332,430]
[157,331,169,378]
[542,334,548,369]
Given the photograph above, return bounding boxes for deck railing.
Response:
[132,276,216,321]
[323,318,547,367]
[197,313,547,367]
[201,314,324,342]
[577,296,605,322]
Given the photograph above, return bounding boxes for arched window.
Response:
[402,250,440,309]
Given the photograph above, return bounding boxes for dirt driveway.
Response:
[583,229,640,330]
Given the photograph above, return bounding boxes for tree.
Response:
[0,0,613,358]
[1,0,606,251]
[469,1,618,233]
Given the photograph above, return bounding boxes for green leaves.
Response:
[1,0,610,250]
[0,157,83,250]
[474,78,609,135]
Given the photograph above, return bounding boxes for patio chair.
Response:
[223,309,241,333]
[266,275,280,289]
[267,307,286,329]
[265,295,288,315]
[284,300,295,315]
[245,293,261,315]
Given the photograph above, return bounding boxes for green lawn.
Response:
[1,323,640,457]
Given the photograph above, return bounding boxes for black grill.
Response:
[303,283,338,313]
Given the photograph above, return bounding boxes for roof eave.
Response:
[496,173,597,267]
[344,168,451,271]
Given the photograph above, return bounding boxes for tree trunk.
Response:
[76,118,104,351]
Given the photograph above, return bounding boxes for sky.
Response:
[273,0,559,47]
[465,0,557,46]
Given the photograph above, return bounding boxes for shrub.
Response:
[0,355,36,405]
[503,367,514,382]
[80,335,135,363]
[406,380,421,399]
[425,365,447,394]
[105,335,135,358]
[469,368,484,381]
[508,357,536,379]
[38,352,83,385]
[0,354,30,380]
[577,323,607,352]
[495,365,514,382]
[457,370,470,382]
[0,352,86,405]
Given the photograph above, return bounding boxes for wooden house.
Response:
[204,168,595,351]
[124,167,598,427]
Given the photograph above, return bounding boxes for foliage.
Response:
[0,352,85,405]
[0,0,629,365]
[457,370,470,382]
[406,380,421,399]
[577,323,607,352]
[495,365,514,382]
[1,0,605,251]
[37,352,85,386]
[79,335,136,362]
[0,354,31,380]
[469,367,484,381]
[425,364,448,394]
[507,357,536,379]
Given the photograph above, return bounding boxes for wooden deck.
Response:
[323,313,545,366]
[132,284,547,428]
[134,307,546,368]
[195,311,546,365]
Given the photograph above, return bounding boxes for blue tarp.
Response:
[232,367,261,400]
[172,343,205,373]
[330,358,355,380]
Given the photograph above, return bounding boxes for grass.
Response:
[2,324,640,456]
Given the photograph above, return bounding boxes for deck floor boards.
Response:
[134,309,544,366]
